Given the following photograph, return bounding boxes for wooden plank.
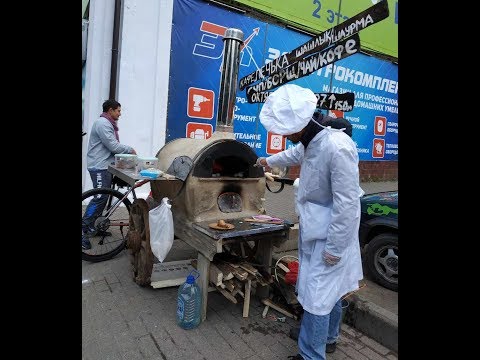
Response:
[240,242,246,257]
[261,298,298,320]
[213,262,234,280]
[216,286,238,304]
[209,263,223,286]
[197,253,210,322]
[242,279,252,318]
[223,279,235,292]
[255,238,273,299]
[223,262,248,281]
[277,263,290,273]
[262,305,270,318]
[239,262,259,276]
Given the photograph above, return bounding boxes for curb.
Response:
[344,292,398,353]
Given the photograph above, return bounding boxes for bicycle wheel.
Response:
[82,187,132,262]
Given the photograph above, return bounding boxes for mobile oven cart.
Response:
[108,28,291,321]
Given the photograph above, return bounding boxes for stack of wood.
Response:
[192,256,273,317]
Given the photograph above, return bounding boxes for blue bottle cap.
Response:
[186,275,195,284]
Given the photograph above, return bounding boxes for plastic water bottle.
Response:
[176,270,202,329]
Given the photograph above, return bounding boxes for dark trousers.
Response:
[82,169,113,233]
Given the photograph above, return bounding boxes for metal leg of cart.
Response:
[197,252,210,322]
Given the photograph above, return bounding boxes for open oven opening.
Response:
[218,184,243,212]
[192,141,264,178]
[212,156,248,178]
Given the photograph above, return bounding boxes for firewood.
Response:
[223,279,235,292]
[213,262,234,280]
[216,286,238,304]
[277,263,290,274]
[242,279,252,318]
[238,262,259,276]
[191,259,224,286]
[262,305,270,318]
[233,288,244,298]
[240,242,246,257]
[233,278,244,289]
[209,263,224,286]
[261,298,298,320]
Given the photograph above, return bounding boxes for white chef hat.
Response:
[259,84,317,135]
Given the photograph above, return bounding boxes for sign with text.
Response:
[232,0,397,58]
[316,92,354,112]
[247,90,354,113]
[246,34,360,94]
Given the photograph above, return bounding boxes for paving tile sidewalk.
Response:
[82,241,398,360]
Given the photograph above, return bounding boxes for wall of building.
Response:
[287,161,397,182]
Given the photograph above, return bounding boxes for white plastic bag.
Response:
[149,197,174,263]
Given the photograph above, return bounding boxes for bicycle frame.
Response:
[100,179,150,227]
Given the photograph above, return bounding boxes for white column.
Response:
[83,0,116,192]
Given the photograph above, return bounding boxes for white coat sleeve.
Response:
[324,146,360,258]
[266,143,304,168]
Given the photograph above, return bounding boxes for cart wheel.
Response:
[127,199,154,286]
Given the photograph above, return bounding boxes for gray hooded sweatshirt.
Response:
[87,117,134,170]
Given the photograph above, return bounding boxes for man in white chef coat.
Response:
[256,84,364,360]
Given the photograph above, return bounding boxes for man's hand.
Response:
[323,250,341,266]
[130,149,137,155]
[254,157,267,167]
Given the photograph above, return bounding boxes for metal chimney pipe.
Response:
[216,28,244,133]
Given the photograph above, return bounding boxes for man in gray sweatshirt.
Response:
[82,99,136,250]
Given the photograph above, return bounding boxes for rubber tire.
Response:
[82,188,132,263]
[364,233,398,291]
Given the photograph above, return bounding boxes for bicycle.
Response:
[81,175,150,262]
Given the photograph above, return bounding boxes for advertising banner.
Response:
[168,0,397,161]
[232,0,398,58]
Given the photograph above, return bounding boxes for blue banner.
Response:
[168,0,398,161]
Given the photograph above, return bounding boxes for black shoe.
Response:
[326,342,336,353]
[289,327,300,341]
[287,355,303,360]
[82,235,92,250]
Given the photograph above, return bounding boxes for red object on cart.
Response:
[284,261,299,285]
